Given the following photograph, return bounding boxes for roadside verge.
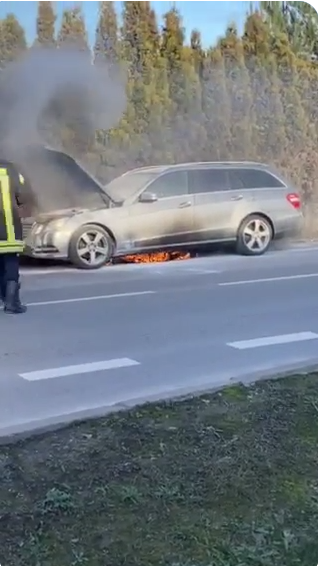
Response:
[2,356,318,443]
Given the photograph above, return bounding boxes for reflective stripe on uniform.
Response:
[1,176,15,242]
[0,170,24,253]
[0,246,24,254]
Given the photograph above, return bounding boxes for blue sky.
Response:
[0,1,250,47]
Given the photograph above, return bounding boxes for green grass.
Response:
[2,374,318,565]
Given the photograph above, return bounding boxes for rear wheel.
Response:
[236,215,273,256]
[68,224,114,269]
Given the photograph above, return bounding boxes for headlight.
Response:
[47,218,68,231]
[33,224,44,235]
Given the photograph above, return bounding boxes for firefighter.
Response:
[0,161,28,314]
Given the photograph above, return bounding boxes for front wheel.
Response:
[68,224,114,269]
[236,215,273,256]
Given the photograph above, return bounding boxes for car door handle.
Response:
[179,201,192,208]
[230,195,243,201]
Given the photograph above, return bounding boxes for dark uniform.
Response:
[0,161,28,314]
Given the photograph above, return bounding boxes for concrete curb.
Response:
[1,358,318,445]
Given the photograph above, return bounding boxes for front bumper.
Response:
[23,245,68,260]
[23,220,70,260]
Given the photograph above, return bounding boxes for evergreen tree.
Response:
[218,24,256,159]
[260,1,289,35]
[261,1,318,58]
[36,1,56,46]
[148,7,160,53]
[94,1,118,65]
[121,1,159,138]
[58,6,89,52]
[243,11,272,64]
[262,59,287,161]
[190,29,204,78]
[161,7,186,117]
[243,12,283,160]
[279,60,309,156]
[122,1,158,71]
[201,48,231,160]
[0,13,26,66]
[54,8,91,155]
[161,7,184,74]
[297,61,318,144]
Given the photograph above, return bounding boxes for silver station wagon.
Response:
[23,159,303,269]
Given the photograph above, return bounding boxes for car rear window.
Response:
[229,168,285,190]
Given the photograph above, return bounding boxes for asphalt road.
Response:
[2,242,318,437]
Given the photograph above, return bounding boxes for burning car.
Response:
[22,150,303,269]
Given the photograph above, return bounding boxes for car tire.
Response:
[68,224,114,270]
[236,214,273,256]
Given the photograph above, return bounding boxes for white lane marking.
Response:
[228,331,318,350]
[219,273,318,286]
[21,268,79,276]
[185,268,220,274]
[20,264,149,276]
[19,357,140,381]
[28,290,155,306]
[287,245,318,253]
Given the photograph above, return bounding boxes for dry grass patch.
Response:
[1,374,318,565]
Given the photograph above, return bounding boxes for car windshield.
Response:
[104,172,156,202]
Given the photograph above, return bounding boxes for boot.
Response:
[0,281,5,306]
[4,281,27,314]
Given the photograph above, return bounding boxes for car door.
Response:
[127,170,195,250]
[228,167,286,215]
[189,168,243,241]
[226,168,270,231]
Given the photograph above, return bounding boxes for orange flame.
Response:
[122,251,191,263]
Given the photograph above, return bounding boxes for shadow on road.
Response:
[19,240,296,272]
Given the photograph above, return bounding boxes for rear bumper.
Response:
[275,214,303,239]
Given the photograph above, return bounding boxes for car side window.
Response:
[228,170,245,190]
[147,171,188,198]
[229,168,285,190]
[188,169,229,194]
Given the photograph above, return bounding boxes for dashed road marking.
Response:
[185,268,220,274]
[227,331,318,350]
[28,290,156,306]
[19,357,140,381]
[219,273,318,286]
[21,267,79,276]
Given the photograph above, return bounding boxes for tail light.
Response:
[287,192,301,210]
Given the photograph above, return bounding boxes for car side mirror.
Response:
[139,191,158,203]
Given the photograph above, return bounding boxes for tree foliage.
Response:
[261,1,318,58]
[94,1,118,66]
[0,13,26,67]
[58,6,89,52]
[1,1,318,232]
[36,1,56,46]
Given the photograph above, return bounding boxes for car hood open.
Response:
[14,145,113,216]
